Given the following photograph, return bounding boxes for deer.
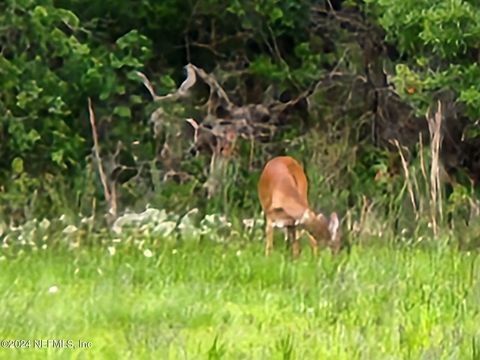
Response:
[257,156,341,257]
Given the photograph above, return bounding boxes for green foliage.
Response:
[366,0,480,58]
[2,3,82,170]
[365,0,480,118]
[0,0,153,219]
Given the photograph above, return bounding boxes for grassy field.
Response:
[0,237,479,359]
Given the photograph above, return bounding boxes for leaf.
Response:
[116,30,141,50]
[116,84,126,95]
[12,157,24,174]
[160,75,176,91]
[129,95,143,104]
[32,6,48,19]
[113,106,132,118]
[26,129,41,144]
[270,7,284,22]
[52,150,65,166]
[57,9,80,28]
[109,53,123,69]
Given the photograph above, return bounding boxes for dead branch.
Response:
[189,42,227,58]
[187,64,233,115]
[88,98,111,203]
[88,98,118,218]
[143,63,328,198]
[392,139,418,219]
[136,64,197,102]
[427,101,444,237]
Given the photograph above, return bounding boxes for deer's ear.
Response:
[328,212,340,238]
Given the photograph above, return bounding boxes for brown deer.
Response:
[258,156,341,257]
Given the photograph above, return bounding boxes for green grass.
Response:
[1,238,480,359]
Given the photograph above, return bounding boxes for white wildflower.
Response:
[39,218,51,230]
[63,225,78,234]
[152,221,176,236]
[48,286,59,294]
[80,216,94,225]
[112,208,169,234]
[242,218,255,228]
[143,249,153,258]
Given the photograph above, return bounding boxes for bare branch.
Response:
[427,101,444,237]
[187,63,233,110]
[137,64,198,102]
[136,71,161,101]
[87,98,111,203]
[189,42,227,58]
[392,139,418,219]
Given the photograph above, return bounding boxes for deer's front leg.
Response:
[288,227,300,258]
[306,232,318,256]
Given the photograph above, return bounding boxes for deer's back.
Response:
[258,156,309,221]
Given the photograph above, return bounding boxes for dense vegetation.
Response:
[1,0,480,358]
[1,0,480,225]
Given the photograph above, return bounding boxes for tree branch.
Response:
[87,98,111,204]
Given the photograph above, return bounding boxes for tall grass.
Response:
[0,233,479,359]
